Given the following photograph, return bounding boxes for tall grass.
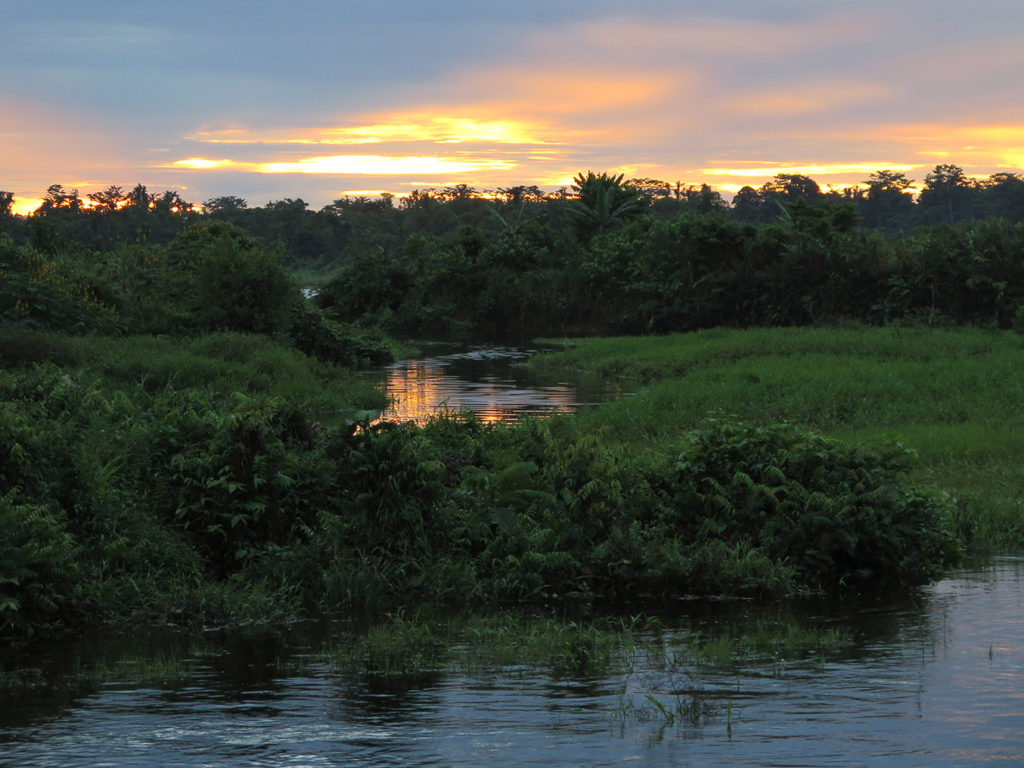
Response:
[532,326,1024,549]
[1,330,389,417]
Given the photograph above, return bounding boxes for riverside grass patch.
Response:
[531,326,1024,549]
[2,323,965,642]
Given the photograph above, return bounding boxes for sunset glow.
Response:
[192,115,560,147]
[4,3,1024,209]
[170,155,518,176]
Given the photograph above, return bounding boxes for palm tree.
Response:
[567,171,644,236]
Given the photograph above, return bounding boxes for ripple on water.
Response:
[2,562,1022,767]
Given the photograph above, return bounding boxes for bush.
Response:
[165,392,332,572]
[0,490,79,637]
[668,416,960,591]
[287,301,393,366]
[0,238,120,334]
[167,222,299,334]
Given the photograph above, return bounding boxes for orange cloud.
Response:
[702,162,915,177]
[464,70,676,116]
[167,154,517,175]
[174,157,237,170]
[850,122,1024,169]
[725,81,892,117]
[191,114,565,147]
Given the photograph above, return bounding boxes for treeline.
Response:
[0,218,393,367]
[4,165,1024,341]
[3,163,1024,264]
[316,174,1024,339]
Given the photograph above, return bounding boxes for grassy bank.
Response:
[3,326,965,642]
[531,326,1024,549]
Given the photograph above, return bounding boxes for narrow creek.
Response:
[365,341,633,424]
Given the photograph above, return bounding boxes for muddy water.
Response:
[2,560,1022,766]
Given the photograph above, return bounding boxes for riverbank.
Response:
[3,325,976,643]
[530,325,1024,550]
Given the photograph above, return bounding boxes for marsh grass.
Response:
[532,326,1024,550]
[327,612,653,682]
[51,332,388,416]
[678,619,848,672]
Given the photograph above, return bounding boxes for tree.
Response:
[866,170,913,194]
[87,185,125,212]
[153,190,193,215]
[861,170,915,229]
[497,185,545,204]
[919,164,973,223]
[168,222,298,334]
[38,184,83,214]
[626,177,673,200]
[203,196,249,215]
[731,185,766,222]
[568,171,645,237]
[124,183,154,210]
[979,173,1024,221]
[680,184,728,215]
[759,174,821,204]
[0,191,13,218]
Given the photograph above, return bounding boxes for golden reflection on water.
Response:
[378,357,581,425]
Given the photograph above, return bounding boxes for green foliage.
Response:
[287,301,393,367]
[315,248,412,328]
[670,417,959,591]
[0,238,119,334]
[327,420,448,558]
[167,222,299,334]
[532,327,1023,551]
[0,490,79,637]
[166,393,331,571]
[569,172,646,238]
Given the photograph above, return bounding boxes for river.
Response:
[1,560,1022,766]
[366,342,632,424]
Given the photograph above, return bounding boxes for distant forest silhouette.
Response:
[4,163,1024,338]
[3,163,1023,259]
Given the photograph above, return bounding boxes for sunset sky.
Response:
[5,1,1024,213]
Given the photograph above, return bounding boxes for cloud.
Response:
[189,114,569,147]
[722,80,893,118]
[9,2,1024,209]
[167,154,517,176]
[701,163,915,178]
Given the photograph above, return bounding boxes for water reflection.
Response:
[2,561,1022,766]
[370,343,629,424]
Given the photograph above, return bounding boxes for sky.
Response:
[5,0,1024,214]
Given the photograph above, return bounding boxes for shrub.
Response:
[287,301,393,366]
[165,392,332,572]
[167,222,299,334]
[668,416,961,591]
[0,490,79,637]
[0,238,119,334]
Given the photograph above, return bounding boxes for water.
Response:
[3,560,1022,766]
[368,342,632,424]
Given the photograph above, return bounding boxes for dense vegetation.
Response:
[0,330,962,642]
[6,166,1024,340]
[5,165,1022,643]
[529,328,1024,549]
